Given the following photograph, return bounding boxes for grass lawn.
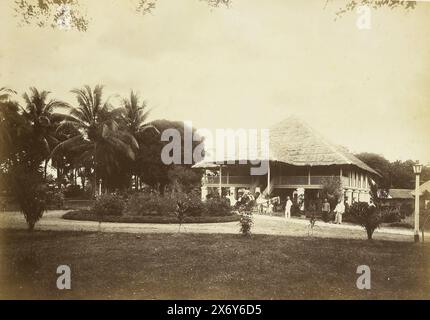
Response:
[0,229,429,299]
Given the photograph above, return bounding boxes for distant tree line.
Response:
[355,152,430,189]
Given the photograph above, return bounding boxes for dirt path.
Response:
[1,210,425,242]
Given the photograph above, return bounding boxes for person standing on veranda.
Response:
[334,199,345,224]
[285,196,293,219]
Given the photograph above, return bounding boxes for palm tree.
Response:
[52,85,138,197]
[21,87,66,178]
[118,91,158,189]
[0,87,16,102]
[119,91,155,136]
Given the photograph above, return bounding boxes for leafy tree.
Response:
[321,176,342,207]
[334,0,416,19]
[135,119,203,192]
[356,152,430,189]
[12,0,231,31]
[167,166,202,193]
[13,0,416,32]
[13,0,89,31]
[355,152,392,188]
[52,85,138,196]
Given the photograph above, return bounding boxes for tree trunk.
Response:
[56,166,61,189]
[93,144,97,198]
[82,174,86,190]
[366,227,373,240]
[44,158,48,180]
[27,221,35,232]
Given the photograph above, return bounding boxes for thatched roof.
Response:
[193,116,379,175]
[269,117,379,175]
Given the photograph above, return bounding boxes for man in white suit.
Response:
[285,196,293,219]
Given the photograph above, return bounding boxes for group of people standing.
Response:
[321,198,345,224]
[284,196,346,224]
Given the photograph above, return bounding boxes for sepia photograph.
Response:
[0,0,429,307]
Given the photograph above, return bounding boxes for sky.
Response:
[1,0,429,163]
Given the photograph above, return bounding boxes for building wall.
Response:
[201,164,373,205]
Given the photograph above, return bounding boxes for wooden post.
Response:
[414,173,420,242]
[219,165,222,196]
[349,170,351,187]
[267,161,271,196]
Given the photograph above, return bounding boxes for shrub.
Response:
[167,166,202,193]
[380,206,401,223]
[46,189,65,209]
[291,203,302,217]
[306,200,319,216]
[124,191,231,217]
[92,194,125,217]
[64,185,91,199]
[63,210,240,224]
[239,214,253,235]
[124,192,176,216]
[173,191,206,217]
[204,195,231,216]
[342,212,355,223]
[9,167,47,231]
[349,202,382,240]
[238,202,254,236]
[400,202,413,218]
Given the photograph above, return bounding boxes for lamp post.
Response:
[218,164,223,197]
[413,161,423,243]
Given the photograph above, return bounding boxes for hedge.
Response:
[62,210,240,224]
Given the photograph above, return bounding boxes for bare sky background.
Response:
[1,0,429,163]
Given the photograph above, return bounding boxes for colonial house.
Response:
[193,117,380,209]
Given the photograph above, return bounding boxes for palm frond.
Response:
[50,134,87,158]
